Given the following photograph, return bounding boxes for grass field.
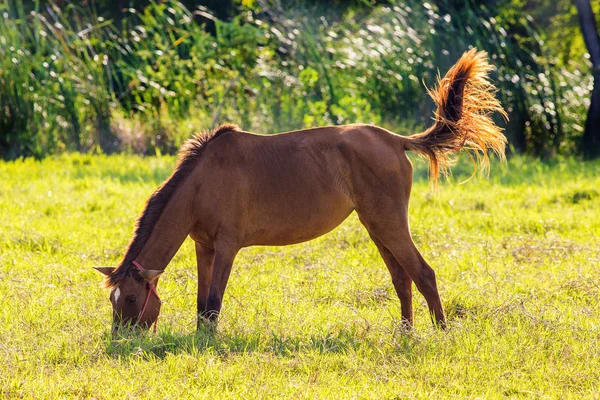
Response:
[1,153,599,398]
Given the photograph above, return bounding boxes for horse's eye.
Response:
[125,295,137,304]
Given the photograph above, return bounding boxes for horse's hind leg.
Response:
[357,211,446,328]
[368,233,414,327]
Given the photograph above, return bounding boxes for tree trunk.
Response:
[575,0,600,157]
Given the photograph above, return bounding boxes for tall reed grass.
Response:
[0,1,114,158]
[0,0,591,159]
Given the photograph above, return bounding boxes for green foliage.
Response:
[1,154,600,397]
[0,1,114,158]
[0,0,593,158]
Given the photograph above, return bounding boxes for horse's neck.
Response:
[134,184,196,271]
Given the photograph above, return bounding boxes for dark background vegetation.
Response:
[0,0,598,159]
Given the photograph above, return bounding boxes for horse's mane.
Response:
[105,123,240,288]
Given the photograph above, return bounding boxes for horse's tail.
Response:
[404,49,507,185]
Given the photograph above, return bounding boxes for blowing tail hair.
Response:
[404,49,508,186]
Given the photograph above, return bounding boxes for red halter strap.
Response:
[132,260,160,333]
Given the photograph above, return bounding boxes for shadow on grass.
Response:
[72,166,171,185]
[105,323,417,360]
[64,154,174,185]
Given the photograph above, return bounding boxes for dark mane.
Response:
[105,123,240,288]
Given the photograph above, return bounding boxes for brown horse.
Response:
[94,49,506,332]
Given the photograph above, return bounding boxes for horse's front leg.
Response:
[205,240,239,323]
[195,242,215,328]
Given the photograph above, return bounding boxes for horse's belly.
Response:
[244,197,354,246]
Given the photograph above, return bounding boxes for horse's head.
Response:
[94,266,163,332]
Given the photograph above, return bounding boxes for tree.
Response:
[574,0,600,157]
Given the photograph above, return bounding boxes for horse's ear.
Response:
[93,266,115,276]
[138,269,163,283]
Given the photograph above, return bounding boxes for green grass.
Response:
[1,153,599,398]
